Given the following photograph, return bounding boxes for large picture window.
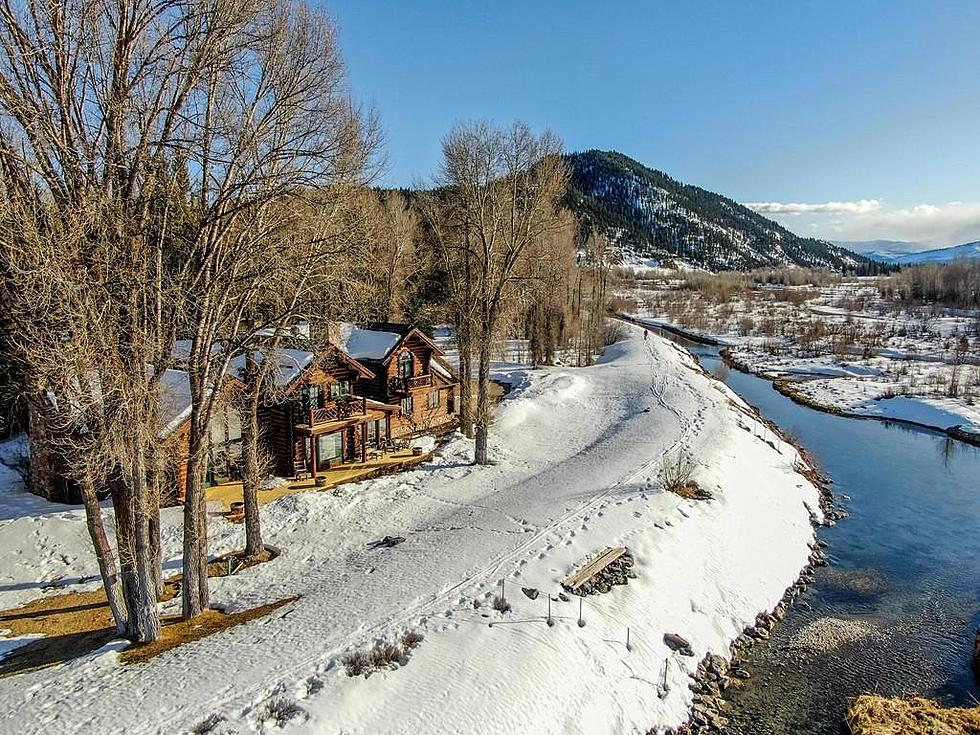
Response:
[316,432,343,470]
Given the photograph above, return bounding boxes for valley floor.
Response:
[629,279,980,442]
[0,327,821,734]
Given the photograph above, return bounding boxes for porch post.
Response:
[310,435,318,480]
[361,423,368,463]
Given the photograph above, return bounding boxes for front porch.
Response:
[206,447,429,513]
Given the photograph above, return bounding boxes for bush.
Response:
[192,714,225,735]
[369,641,403,670]
[661,450,697,494]
[261,697,304,728]
[401,629,424,650]
[342,649,371,677]
[305,675,323,697]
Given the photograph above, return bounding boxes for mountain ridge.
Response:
[564,150,873,272]
[852,240,980,265]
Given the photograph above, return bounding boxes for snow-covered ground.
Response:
[0,327,822,734]
[630,279,980,440]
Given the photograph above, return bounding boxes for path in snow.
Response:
[0,329,820,734]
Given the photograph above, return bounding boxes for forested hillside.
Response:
[565,150,875,272]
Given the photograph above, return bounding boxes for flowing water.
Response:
[655,328,980,734]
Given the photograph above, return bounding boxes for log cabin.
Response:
[243,343,399,482]
[338,323,460,438]
[25,322,458,503]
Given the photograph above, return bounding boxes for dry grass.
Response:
[120,597,297,665]
[0,549,282,675]
[846,695,980,735]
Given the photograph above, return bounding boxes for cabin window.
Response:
[401,396,413,415]
[316,432,343,470]
[305,384,323,410]
[399,351,414,379]
[330,380,351,399]
[427,390,440,409]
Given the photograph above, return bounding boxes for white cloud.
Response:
[744,199,980,248]
[744,199,881,215]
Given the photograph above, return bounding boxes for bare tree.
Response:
[431,121,568,464]
[0,0,376,631]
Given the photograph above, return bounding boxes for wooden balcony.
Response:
[388,373,432,394]
[307,396,367,427]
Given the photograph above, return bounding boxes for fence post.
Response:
[547,596,554,627]
[577,597,585,628]
[626,626,631,652]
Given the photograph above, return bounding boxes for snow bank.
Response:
[0,329,821,735]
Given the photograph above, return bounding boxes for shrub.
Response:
[342,649,371,677]
[401,629,424,650]
[261,697,304,728]
[305,675,323,697]
[661,451,697,494]
[192,714,225,735]
[369,641,403,670]
[491,594,511,612]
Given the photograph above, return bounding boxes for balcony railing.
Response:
[388,374,432,394]
[307,396,367,426]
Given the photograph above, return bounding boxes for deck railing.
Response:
[308,396,367,426]
[388,373,432,393]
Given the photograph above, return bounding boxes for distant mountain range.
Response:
[836,239,980,265]
[563,150,872,272]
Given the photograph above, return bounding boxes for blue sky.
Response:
[327,2,980,247]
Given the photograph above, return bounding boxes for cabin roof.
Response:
[337,323,402,361]
[159,369,193,437]
[339,322,445,363]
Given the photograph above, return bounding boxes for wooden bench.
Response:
[562,547,628,593]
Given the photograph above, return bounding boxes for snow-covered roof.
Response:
[159,369,193,437]
[227,348,316,389]
[337,322,402,361]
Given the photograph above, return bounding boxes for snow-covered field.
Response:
[630,279,980,440]
[0,327,822,734]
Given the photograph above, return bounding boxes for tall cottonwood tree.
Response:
[0,0,375,633]
[429,121,569,464]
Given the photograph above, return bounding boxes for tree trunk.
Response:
[147,446,164,600]
[240,352,264,557]
[181,408,210,619]
[473,314,493,465]
[111,466,162,643]
[456,319,474,438]
[79,475,127,634]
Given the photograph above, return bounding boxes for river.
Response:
[653,327,980,734]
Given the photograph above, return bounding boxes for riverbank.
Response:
[628,315,980,448]
[0,328,824,734]
[625,278,980,448]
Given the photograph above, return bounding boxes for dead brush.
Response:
[491,594,511,613]
[661,451,697,495]
[191,714,225,734]
[260,696,304,728]
[369,641,403,670]
[341,649,371,677]
[400,628,424,650]
[845,694,980,735]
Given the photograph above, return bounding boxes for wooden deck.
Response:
[206,449,429,512]
[562,547,628,593]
